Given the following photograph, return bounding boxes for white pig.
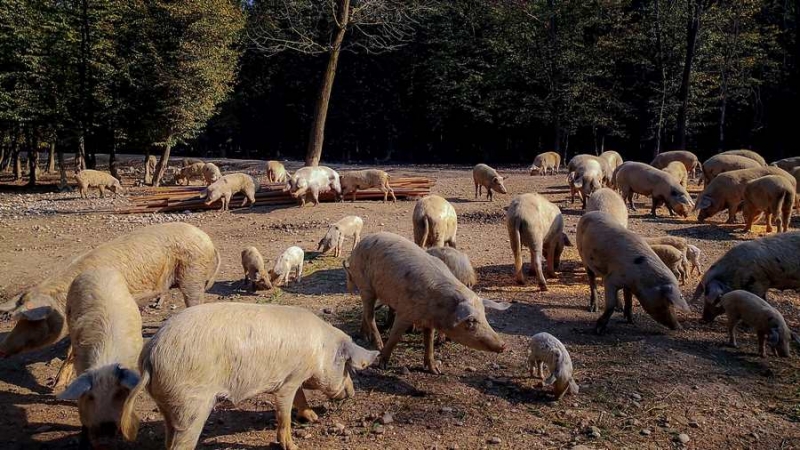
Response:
[270,246,304,286]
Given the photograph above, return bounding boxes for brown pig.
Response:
[202,173,258,211]
[57,269,143,448]
[693,231,800,322]
[317,216,363,257]
[586,188,628,228]
[717,290,799,357]
[662,161,688,189]
[649,244,688,284]
[266,160,288,183]
[702,154,761,185]
[506,193,570,289]
[567,156,605,208]
[426,246,478,288]
[530,151,561,176]
[650,150,701,178]
[695,166,796,223]
[0,223,219,367]
[120,303,379,450]
[743,175,795,233]
[343,232,510,373]
[413,195,458,248]
[577,211,689,333]
[771,156,800,173]
[614,161,694,217]
[241,247,272,291]
[340,169,396,203]
[472,163,508,201]
[719,149,767,166]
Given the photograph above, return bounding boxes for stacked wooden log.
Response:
[115,177,435,214]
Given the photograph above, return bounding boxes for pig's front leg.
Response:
[293,388,318,422]
[360,290,383,349]
[595,279,619,334]
[53,346,76,390]
[623,288,634,324]
[423,328,440,374]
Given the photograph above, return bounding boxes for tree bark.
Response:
[12,145,21,181]
[304,0,350,167]
[144,149,152,185]
[653,0,666,158]
[27,131,38,186]
[109,133,119,180]
[47,141,56,173]
[152,142,172,187]
[77,134,87,171]
[57,142,68,190]
[676,0,706,149]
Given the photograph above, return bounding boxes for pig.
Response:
[75,170,123,199]
[317,216,364,257]
[413,195,458,248]
[0,223,219,377]
[643,235,690,278]
[526,332,579,400]
[144,155,157,185]
[343,232,510,373]
[202,162,222,185]
[506,193,570,289]
[686,244,703,277]
[473,163,508,201]
[287,166,342,206]
[576,211,689,332]
[586,188,628,228]
[650,150,701,178]
[530,151,561,176]
[702,154,761,185]
[599,150,624,172]
[119,302,379,450]
[202,173,258,211]
[57,269,143,448]
[340,169,396,203]
[662,161,688,189]
[743,175,795,233]
[719,149,767,166]
[717,290,799,357]
[772,156,800,173]
[426,246,478,288]
[241,247,272,291]
[650,244,688,284]
[266,160,289,184]
[181,158,204,167]
[614,161,694,217]
[174,162,206,186]
[695,166,796,223]
[693,231,800,322]
[269,246,304,286]
[567,157,605,208]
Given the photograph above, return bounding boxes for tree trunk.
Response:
[653,0,666,158]
[719,75,727,151]
[12,146,21,181]
[152,142,172,187]
[57,143,68,190]
[144,149,152,185]
[27,132,38,186]
[109,133,119,180]
[47,141,56,173]
[77,134,87,171]
[304,0,350,167]
[676,0,704,150]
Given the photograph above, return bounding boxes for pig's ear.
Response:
[17,295,54,321]
[482,299,512,311]
[660,285,690,311]
[695,195,712,211]
[451,302,476,326]
[343,341,379,370]
[115,365,141,391]
[705,280,727,304]
[58,373,92,400]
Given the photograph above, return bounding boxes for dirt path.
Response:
[1,160,798,449]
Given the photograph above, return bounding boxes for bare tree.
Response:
[249,0,429,166]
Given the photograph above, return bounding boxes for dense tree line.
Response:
[1,1,797,186]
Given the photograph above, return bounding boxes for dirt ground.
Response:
[1,157,799,450]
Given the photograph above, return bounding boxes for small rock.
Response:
[632,401,642,409]
[400,366,411,376]
[688,420,700,429]
[571,446,591,450]
[749,432,759,440]
[380,413,394,425]
[487,436,502,445]
[588,426,601,438]
[295,429,309,439]
[373,425,385,435]
[625,418,640,426]
[447,445,460,450]
[631,393,642,401]
[640,429,652,436]
[490,363,500,370]
[465,366,477,372]
[676,433,690,444]
[322,308,333,314]
[331,422,346,435]
[454,421,464,427]
[440,407,454,414]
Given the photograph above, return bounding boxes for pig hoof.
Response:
[298,409,318,423]
[424,361,442,374]
[539,284,548,292]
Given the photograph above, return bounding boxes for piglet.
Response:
[270,246,304,286]
[718,290,799,357]
[526,332,578,400]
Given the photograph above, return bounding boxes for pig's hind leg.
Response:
[275,384,302,450]
[423,328,441,374]
[293,389,318,422]
[379,317,413,370]
[169,396,216,450]
[360,290,384,349]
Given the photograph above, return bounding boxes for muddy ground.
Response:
[1,157,798,450]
